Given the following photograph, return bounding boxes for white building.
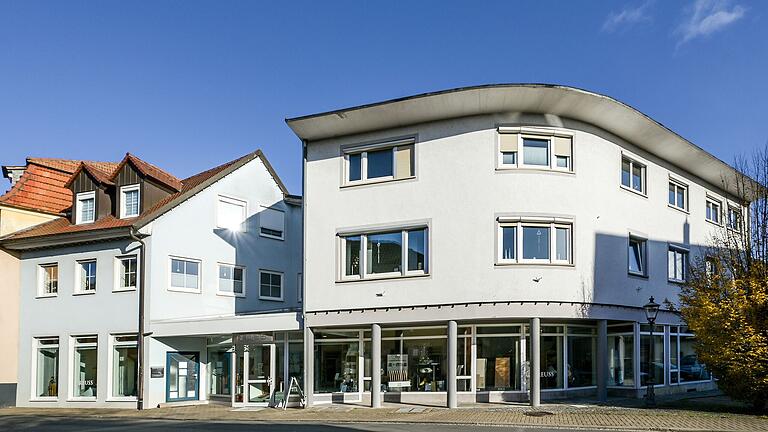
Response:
[2,150,303,408]
[287,84,747,407]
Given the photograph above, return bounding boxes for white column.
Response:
[447,320,458,408]
[597,320,608,402]
[303,326,314,407]
[371,324,382,408]
[530,318,541,408]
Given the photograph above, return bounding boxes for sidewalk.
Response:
[2,395,767,432]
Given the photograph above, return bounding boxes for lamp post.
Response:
[643,296,660,407]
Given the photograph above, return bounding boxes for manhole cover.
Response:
[524,411,554,417]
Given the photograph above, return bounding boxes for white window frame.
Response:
[496,218,573,265]
[114,255,138,292]
[705,197,722,225]
[259,206,285,240]
[75,191,96,224]
[620,155,646,196]
[216,195,248,232]
[628,236,648,277]
[339,226,429,281]
[497,128,574,173]
[668,245,689,283]
[75,259,97,294]
[217,263,246,297]
[668,178,689,212]
[727,205,742,232]
[118,184,141,218]
[258,269,284,301]
[343,138,415,186]
[168,256,202,294]
[38,263,59,297]
[107,334,138,401]
[70,334,98,400]
[31,337,60,401]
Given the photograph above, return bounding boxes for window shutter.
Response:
[554,136,572,157]
[499,133,519,152]
[395,144,414,179]
[260,207,285,233]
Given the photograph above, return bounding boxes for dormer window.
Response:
[76,191,96,224]
[120,184,140,218]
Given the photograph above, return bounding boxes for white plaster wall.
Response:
[304,113,735,318]
[145,336,207,409]
[16,240,139,407]
[146,156,303,323]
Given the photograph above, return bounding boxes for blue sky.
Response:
[1,0,766,194]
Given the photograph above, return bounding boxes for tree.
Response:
[679,147,768,411]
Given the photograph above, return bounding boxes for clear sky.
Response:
[1,0,766,194]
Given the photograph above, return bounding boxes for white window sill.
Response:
[494,262,574,268]
[67,397,97,402]
[259,233,284,241]
[30,397,58,402]
[336,273,430,284]
[341,175,415,189]
[668,204,690,214]
[217,291,245,298]
[258,296,284,302]
[106,396,138,402]
[36,294,58,299]
[113,287,137,293]
[495,166,575,175]
[73,291,96,296]
[168,287,202,294]
[619,185,647,198]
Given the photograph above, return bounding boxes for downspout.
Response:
[129,227,147,410]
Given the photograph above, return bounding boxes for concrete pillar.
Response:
[303,326,314,407]
[597,320,608,402]
[530,317,541,408]
[447,320,458,408]
[371,324,382,408]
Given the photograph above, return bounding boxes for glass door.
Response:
[245,344,275,404]
[167,352,199,402]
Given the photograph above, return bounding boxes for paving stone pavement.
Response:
[1,402,767,431]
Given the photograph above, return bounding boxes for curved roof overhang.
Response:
[286,84,751,200]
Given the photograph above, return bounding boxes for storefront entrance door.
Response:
[245,344,275,405]
[166,352,199,402]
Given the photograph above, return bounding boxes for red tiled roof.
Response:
[111,153,182,191]
[3,151,265,242]
[26,158,119,175]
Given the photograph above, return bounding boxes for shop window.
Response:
[678,331,711,383]
[315,340,359,393]
[640,333,665,386]
[340,226,428,280]
[380,332,447,393]
[497,218,572,264]
[35,337,59,398]
[112,335,138,398]
[476,327,522,391]
[73,335,98,398]
[457,329,472,392]
[567,328,596,388]
[607,332,634,387]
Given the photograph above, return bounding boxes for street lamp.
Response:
[643,296,660,407]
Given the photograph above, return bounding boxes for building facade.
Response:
[287,84,747,407]
[2,151,303,408]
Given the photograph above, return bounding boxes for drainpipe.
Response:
[129,227,147,410]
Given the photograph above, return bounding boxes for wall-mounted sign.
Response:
[151,367,164,378]
[233,333,274,345]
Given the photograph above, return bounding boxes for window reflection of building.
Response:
[608,325,635,387]
[315,331,359,393]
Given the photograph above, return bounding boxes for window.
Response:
[728,206,742,231]
[621,156,645,194]
[218,264,245,296]
[344,140,415,185]
[112,335,138,398]
[73,336,98,398]
[217,195,247,232]
[116,256,137,291]
[35,338,59,398]
[340,226,428,280]
[259,206,285,240]
[628,237,647,276]
[77,260,97,293]
[76,191,96,224]
[668,180,688,211]
[497,219,572,264]
[170,257,200,292]
[608,327,635,387]
[706,198,721,224]
[297,273,303,303]
[640,329,665,386]
[39,264,58,296]
[119,184,140,218]
[259,270,283,300]
[498,131,573,171]
[668,246,689,283]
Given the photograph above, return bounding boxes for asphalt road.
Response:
[0,416,649,432]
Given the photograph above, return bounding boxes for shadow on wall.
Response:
[590,218,701,315]
[213,202,301,318]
